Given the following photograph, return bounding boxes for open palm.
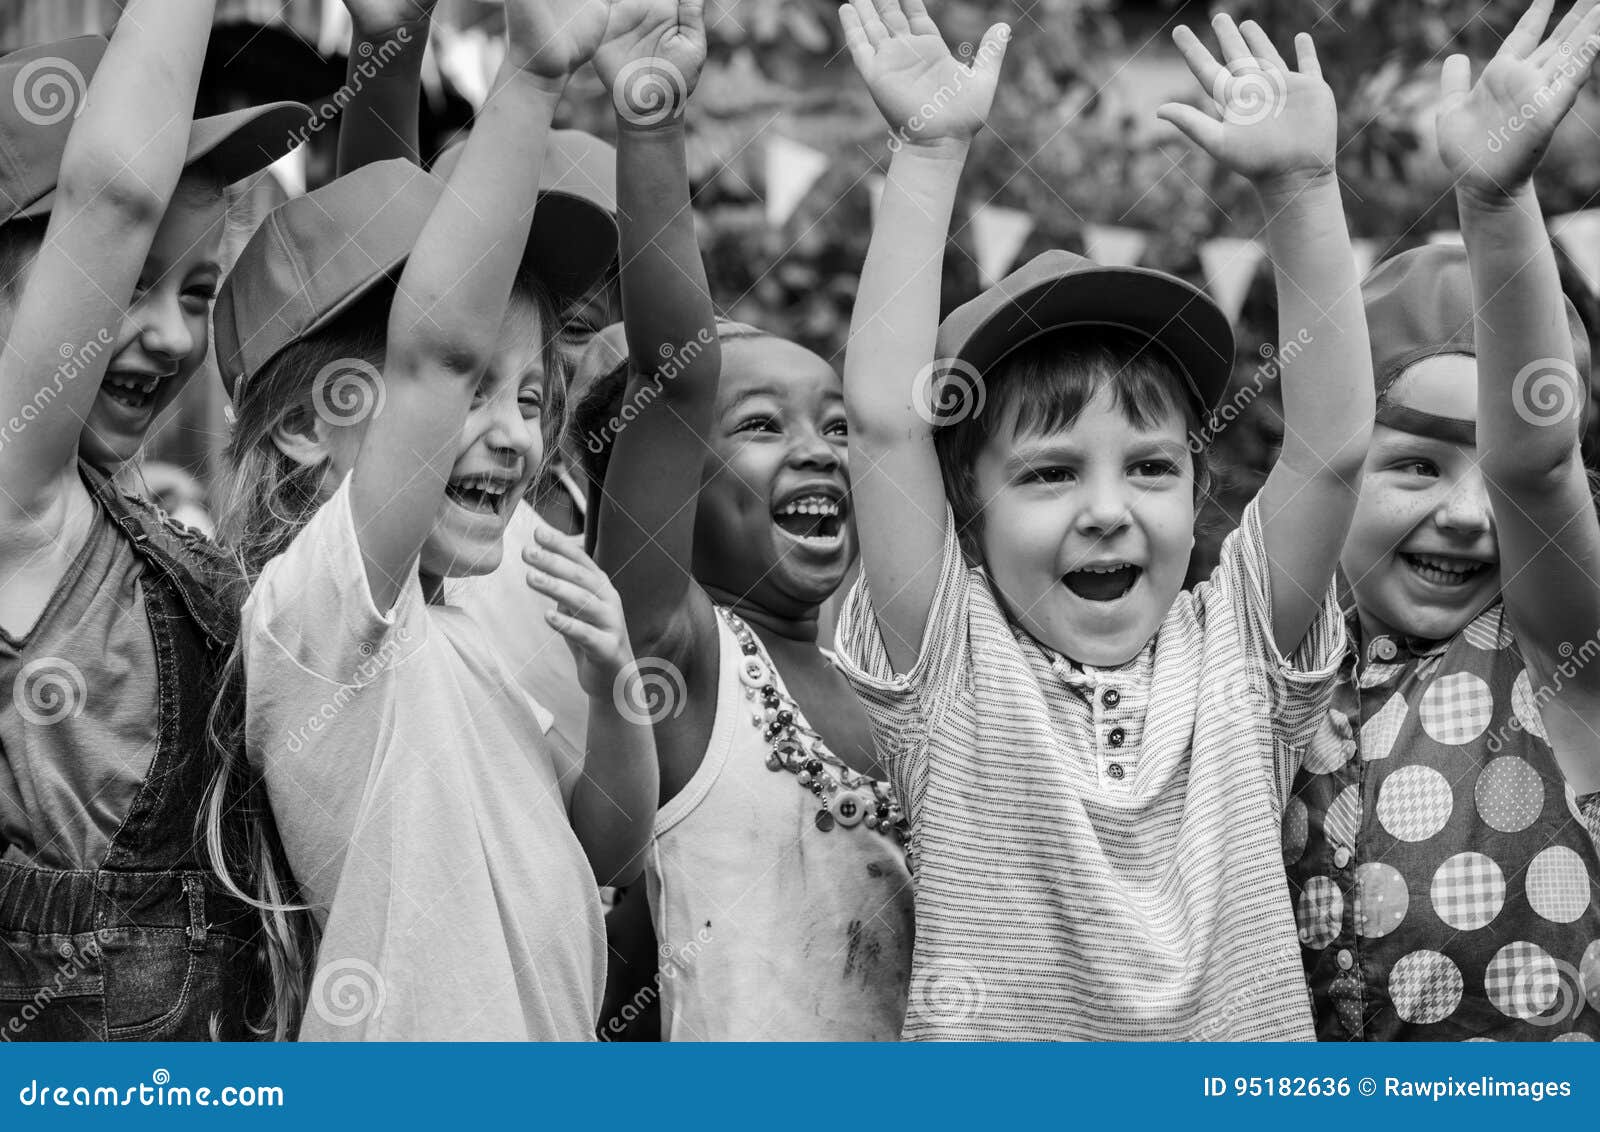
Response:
[593,0,708,121]
[505,0,613,80]
[839,0,1009,145]
[1158,16,1335,187]
[1436,0,1600,196]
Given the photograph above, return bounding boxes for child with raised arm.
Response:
[212,0,656,1040]
[833,1,1371,1040]
[582,0,914,1040]
[0,2,313,1039]
[1286,0,1600,1041]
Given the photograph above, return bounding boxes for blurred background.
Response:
[6,0,1600,571]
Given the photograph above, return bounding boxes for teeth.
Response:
[452,474,511,495]
[1078,563,1130,574]
[106,373,158,395]
[778,496,839,517]
[1413,553,1476,573]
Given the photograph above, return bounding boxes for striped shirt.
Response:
[834,497,1344,1040]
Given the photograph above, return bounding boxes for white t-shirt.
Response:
[243,478,605,1040]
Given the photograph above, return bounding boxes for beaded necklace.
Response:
[720,607,910,849]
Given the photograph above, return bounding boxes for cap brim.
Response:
[950,266,1235,414]
[528,190,618,299]
[17,101,311,219]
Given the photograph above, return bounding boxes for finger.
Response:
[971,22,1011,80]
[838,4,875,65]
[544,609,612,655]
[1172,24,1228,104]
[901,0,939,37]
[850,0,887,47]
[1211,12,1254,68]
[1239,20,1288,70]
[1294,32,1322,80]
[1156,102,1226,156]
[1530,0,1589,65]
[523,533,602,588]
[1439,52,1473,107]
[1505,0,1557,58]
[525,563,599,610]
[871,0,911,36]
[679,0,706,43]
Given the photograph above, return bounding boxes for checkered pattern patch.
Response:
[1463,606,1514,652]
[1360,692,1407,760]
[1582,940,1600,1011]
[1419,672,1495,745]
[1511,669,1550,742]
[1475,756,1545,834]
[1296,875,1343,950]
[1325,784,1362,853]
[1485,941,1560,1020]
[1283,796,1309,867]
[1376,764,1454,842]
[1554,1032,1595,1041]
[1430,851,1506,932]
[1526,846,1592,924]
[1389,949,1463,1024]
[1355,861,1410,938]
[1303,710,1356,775]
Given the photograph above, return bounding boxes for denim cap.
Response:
[934,249,1236,418]
[0,35,311,225]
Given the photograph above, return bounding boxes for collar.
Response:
[1343,605,1451,666]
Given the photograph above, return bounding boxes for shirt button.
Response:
[1102,687,1120,708]
[1369,638,1398,662]
[1108,727,1125,748]
[1337,949,1354,971]
[1107,762,1125,781]
[1334,847,1351,869]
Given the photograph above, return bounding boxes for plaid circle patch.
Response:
[1419,672,1494,745]
[1430,851,1505,932]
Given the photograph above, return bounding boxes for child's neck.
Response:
[702,584,819,645]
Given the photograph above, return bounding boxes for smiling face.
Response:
[1342,354,1499,642]
[317,290,550,581]
[970,384,1197,666]
[81,173,226,469]
[691,336,856,614]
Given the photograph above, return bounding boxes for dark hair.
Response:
[933,327,1212,561]
[206,268,570,1037]
[0,216,48,317]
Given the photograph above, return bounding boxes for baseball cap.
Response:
[0,36,311,225]
[934,250,1236,417]
[1364,243,1591,401]
[430,129,618,301]
[215,145,619,400]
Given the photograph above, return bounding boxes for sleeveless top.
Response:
[645,606,914,1040]
[1286,603,1600,1040]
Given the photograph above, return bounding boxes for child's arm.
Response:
[1159,16,1372,655]
[1438,0,1600,791]
[525,527,657,885]
[0,0,216,517]
[335,0,437,175]
[838,0,1009,675]
[353,0,609,613]
[587,0,720,657]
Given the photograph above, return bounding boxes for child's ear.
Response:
[269,403,334,471]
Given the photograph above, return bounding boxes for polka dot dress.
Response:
[1285,604,1600,1040]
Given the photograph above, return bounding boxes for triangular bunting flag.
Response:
[1427,230,1464,247]
[764,136,829,228]
[318,1,353,56]
[1351,237,1381,281]
[970,204,1034,286]
[1083,224,1149,268]
[1552,210,1600,296]
[267,142,307,199]
[1198,236,1265,324]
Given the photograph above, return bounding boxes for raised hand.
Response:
[1437,0,1600,200]
[1157,15,1335,192]
[524,525,636,699]
[504,0,613,82]
[838,0,1009,150]
[593,0,708,125]
[341,0,439,36]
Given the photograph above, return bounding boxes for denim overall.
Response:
[0,465,263,1040]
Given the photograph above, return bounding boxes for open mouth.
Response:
[101,371,163,414]
[1062,563,1142,602]
[772,494,846,549]
[1401,552,1492,588]
[444,471,517,517]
